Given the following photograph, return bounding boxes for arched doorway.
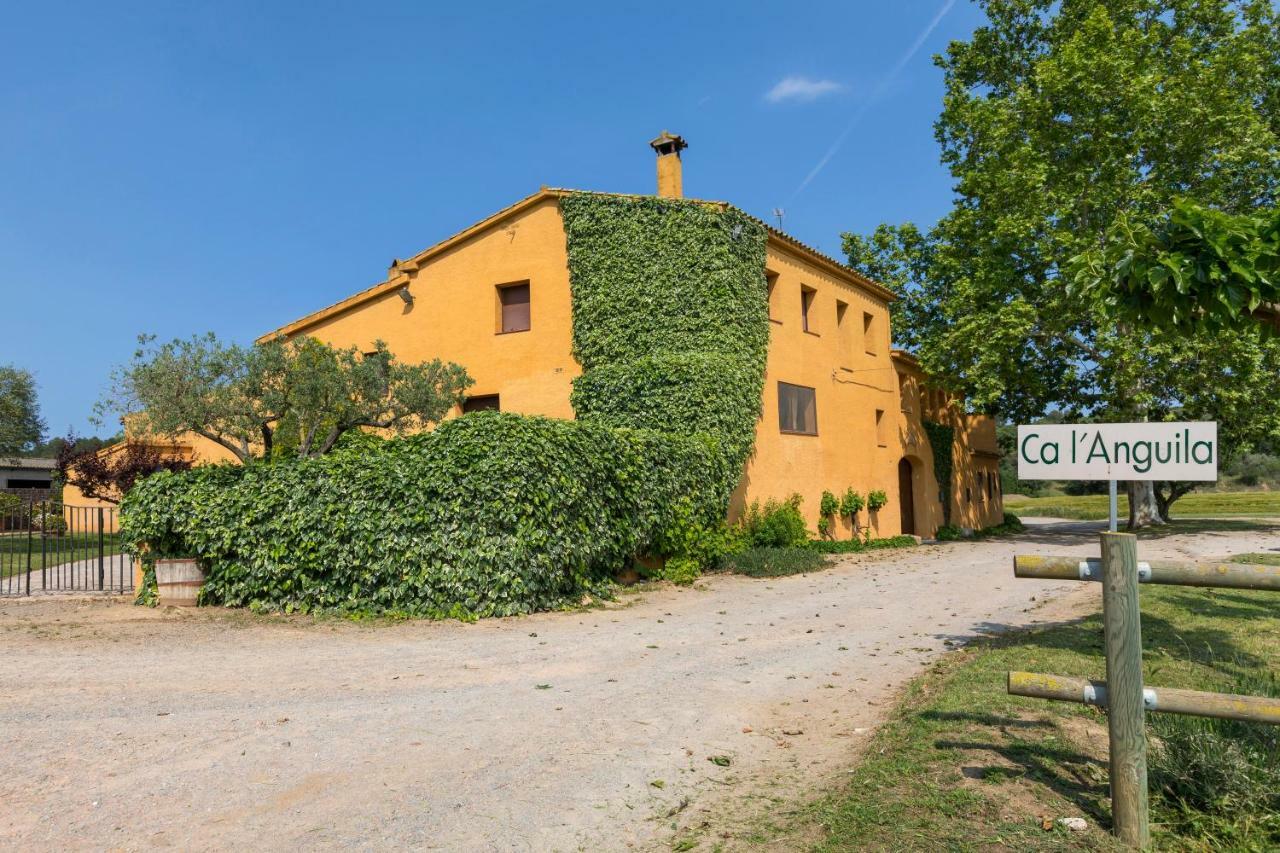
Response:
[898,458,916,535]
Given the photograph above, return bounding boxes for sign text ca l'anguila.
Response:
[1017,422,1218,481]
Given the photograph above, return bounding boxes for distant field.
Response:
[1004,490,1280,519]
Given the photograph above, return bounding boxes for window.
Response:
[966,486,973,503]
[766,271,780,322]
[836,299,848,327]
[778,382,817,435]
[863,311,877,354]
[801,286,817,333]
[462,394,500,413]
[7,478,51,489]
[875,409,888,446]
[497,282,530,333]
[987,472,994,500]
[899,374,911,412]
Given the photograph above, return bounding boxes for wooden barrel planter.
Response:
[154,558,205,607]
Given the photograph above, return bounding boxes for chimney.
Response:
[649,130,687,198]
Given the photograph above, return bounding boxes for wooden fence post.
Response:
[1100,532,1149,848]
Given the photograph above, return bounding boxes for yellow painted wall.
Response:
[734,246,1003,539]
[292,197,579,420]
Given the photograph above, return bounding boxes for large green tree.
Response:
[845,0,1280,526]
[101,334,473,462]
[0,365,45,457]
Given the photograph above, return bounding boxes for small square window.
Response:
[836,299,848,326]
[462,394,500,413]
[778,382,817,435]
[497,282,530,333]
[863,312,877,354]
[875,409,888,446]
[801,286,817,333]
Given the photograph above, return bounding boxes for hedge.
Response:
[122,413,726,616]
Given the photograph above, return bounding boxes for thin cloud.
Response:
[765,76,844,104]
[789,0,957,201]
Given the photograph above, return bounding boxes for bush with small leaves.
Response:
[737,494,809,549]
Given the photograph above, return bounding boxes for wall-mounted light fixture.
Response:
[398,286,413,305]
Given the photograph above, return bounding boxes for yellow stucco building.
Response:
[240,134,1005,537]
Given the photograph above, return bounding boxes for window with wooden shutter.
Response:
[778,382,817,435]
[497,282,530,333]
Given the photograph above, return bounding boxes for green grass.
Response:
[1231,552,1280,566]
[748,572,1280,851]
[717,546,828,577]
[0,532,124,579]
[1004,490,1280,520]
[806,535,919,554]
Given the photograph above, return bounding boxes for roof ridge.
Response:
[260,187,894,341]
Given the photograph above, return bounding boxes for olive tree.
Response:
[100,333,473,462]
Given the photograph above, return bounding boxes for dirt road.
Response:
[1,519,1274,851]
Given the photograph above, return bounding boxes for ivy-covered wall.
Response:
[923,420,955,525]
[121,193,772,616]
[561,193,770,501]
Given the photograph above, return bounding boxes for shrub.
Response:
[839,488,864,520]
[817,490,839,540]
[936,524,964,541]
[867,489,888,512]
[738,495,809,548]
[660,555,702,586]
[718,547,826,577]
[1149,670,1280,846]
[122,413,727,617]
[0,492,22,520]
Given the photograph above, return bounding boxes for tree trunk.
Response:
[1126,481,1165,529]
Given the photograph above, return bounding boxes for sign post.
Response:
[1108,479,1118,532]
[1013,421,1220,846]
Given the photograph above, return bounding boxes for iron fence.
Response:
[0,500,133,596]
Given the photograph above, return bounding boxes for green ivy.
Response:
[561,193,769,504]
[923,420,955,525]
[121,413,725,617]
[121,193,772,615]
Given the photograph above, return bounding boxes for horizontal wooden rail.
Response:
[1014,554,1280,591]
[1008,671,1280,725]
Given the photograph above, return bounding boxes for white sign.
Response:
[1017,422,1218,481]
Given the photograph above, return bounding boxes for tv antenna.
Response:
[772,208,785,228]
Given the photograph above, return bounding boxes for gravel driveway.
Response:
[1,519,1275,851]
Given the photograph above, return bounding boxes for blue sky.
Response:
[1,1,983,438]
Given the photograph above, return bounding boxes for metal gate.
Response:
[0,499,134,595]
